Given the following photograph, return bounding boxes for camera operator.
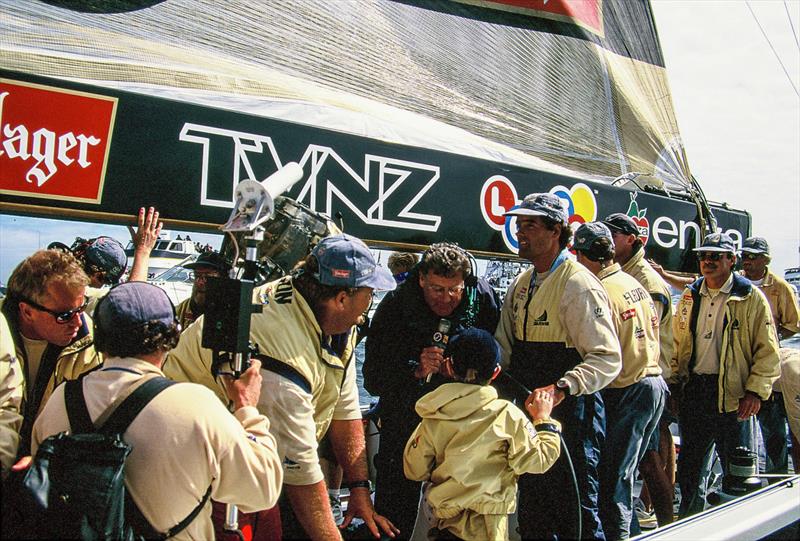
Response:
[31,282,282,539]
[363,242,500,537]
[165,233,399,540]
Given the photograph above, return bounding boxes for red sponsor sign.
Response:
[458,0,604,37]
[0,79,117,204]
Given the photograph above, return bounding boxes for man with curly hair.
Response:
[364,241,500,537]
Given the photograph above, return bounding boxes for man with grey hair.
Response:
[739,236,799,475]
[495,193,622,540]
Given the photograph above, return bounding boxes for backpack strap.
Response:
[100,377,177,435]
[127,483,213,540]
[64,378,96,434]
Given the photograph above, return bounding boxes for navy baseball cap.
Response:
[185,251,231,273]
[312,234,396,291]
[95,282,175,333]
[603,213,640,236]
[503,193,568,224]
[693,232,736,253]
[445,328,501,382]
[85,236,127,284]
[740,236,770,255]
[573,222,613,252]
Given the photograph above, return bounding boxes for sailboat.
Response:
[1,0,796,538]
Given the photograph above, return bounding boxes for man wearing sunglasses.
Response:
[671,233,780,517]
[174,250,232,330]
[739,236,799,476]
[0,249,102,460]
[363,242,500,538]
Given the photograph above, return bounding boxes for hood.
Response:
[415,382,498,420]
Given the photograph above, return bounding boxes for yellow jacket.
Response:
[671,274,781,412]
[404,383,560,540]
[741,267,800,339]
[0,313,23,473]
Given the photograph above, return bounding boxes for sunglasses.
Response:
[23,296,89,324]
[696,252,728,262]
[741,253,763,261]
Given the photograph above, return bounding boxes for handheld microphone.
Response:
[427,318,451,383]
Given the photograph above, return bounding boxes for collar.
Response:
[700,272,734,297]
[621,246,645,273]
[597,262,622,281]
[101,356,166,376]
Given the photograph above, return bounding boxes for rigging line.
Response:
[746,1,800,98]
[785,0,800,51]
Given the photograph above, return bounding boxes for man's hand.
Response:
[127,207,162,282]
[340,486,399,538]
[524,387,554,421]
[535,384,566,408]
[737,392,762,421]
[222,359,262,410]
[415,346,444,380]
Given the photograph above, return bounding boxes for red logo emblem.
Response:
[621,308,637,321]
[332,269,351,279]
[624,193,650,246]
[0,79,117,203]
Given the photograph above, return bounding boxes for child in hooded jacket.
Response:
[403,328,561,541]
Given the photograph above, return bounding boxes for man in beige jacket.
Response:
[32,282,283,539]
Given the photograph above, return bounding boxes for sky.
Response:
[1,0,798,283]
[651,0,800,273]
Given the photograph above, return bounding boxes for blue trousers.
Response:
[600,376,667,540]
[677,375,753,518]
[757,393,789,474]
[518,393,606,540]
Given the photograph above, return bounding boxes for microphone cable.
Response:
[496,371,582,540]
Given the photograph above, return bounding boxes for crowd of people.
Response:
[0,195,798,541]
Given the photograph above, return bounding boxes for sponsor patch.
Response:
[282,456,301,470]
[621,308,636,321]
[332,269,351,278]
[594,306,605,318]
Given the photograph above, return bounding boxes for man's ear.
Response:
[333,290,350,311]
[17,301,35,322]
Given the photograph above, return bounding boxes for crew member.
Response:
[165,233,399,540]
[387,251,419,284]
[739,236,799,475]
[495,193,621,540]
[671,233,780,517]
[0,313,23,475]
[573,222,665,540]
[604,212,676,528]
[31,282,283,539]
[364,242,500,537]
[175,250,232,329]
[0,249,102,458]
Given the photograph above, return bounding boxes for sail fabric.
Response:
[0,0,692,191]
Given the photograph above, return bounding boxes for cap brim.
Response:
[692,246,734,253]
[358,266,397,291]
[739,248,768,254]
[503,208,549,218]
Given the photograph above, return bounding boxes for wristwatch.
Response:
[556,379,571,396]
[344,480,372,490]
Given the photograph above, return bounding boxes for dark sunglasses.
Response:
[23,296,89,324]
[741,253,763,261]
[696,252,727,262]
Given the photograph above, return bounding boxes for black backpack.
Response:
[13,376,211,540]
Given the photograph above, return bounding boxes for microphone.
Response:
[427,318,451,383]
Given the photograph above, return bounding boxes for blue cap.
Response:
[312,234,396,291]
[740,236,769,255]
[95,282,175,332]
[85,236,127,284]
[693,232,736,254]
[445,328,501,382]
[503,193,568,224]
[603,213,640,236]
[573,222,613,252]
